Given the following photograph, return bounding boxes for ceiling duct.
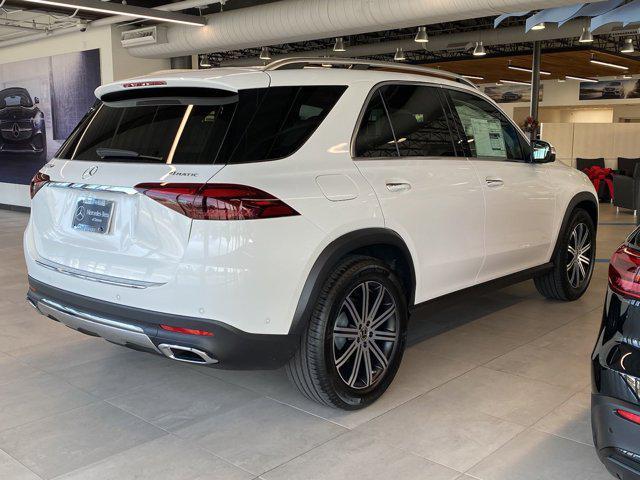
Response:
[121,26,168,47]
[125,0,586,59]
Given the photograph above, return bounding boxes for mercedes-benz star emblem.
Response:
[12,123,20,138]
[75,205,86,222]
[82,166,99,179]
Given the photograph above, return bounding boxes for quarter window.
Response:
[447,89,524,161]
[353,91,398,158]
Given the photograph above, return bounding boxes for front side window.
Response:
[379,85,456,157]
[447,89,524,161]
[57,85,346,164]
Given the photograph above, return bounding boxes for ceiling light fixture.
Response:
[473,41,486,56]
[333,37,346,52]
[414,26,429,43]
[590,55,629,70]
[199,55,211,68]
[621,37,635,54]
[394,47,406,61]
[579,27,594,43]
[20,0,206,26]
[507,62,551,75]
[500,79,531,85]
[259,47,271,60]
[565,75,598,83]
[531,22,546,31]
[462,74,484,80]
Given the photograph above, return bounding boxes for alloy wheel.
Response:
[332,281,399,390]
[567,222,592,288]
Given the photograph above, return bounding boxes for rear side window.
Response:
[446,89,524,161]
[380,85,456,157]
[353,84,456,158]
[58,85,346,164]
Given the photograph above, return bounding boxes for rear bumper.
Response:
[592,394,640,480]
[27,276,299,369]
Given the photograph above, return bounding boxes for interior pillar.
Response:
[170,56,193,69]
[529,41,542,141]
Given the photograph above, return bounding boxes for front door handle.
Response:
[386,182,411,192]
[485,177,504,188]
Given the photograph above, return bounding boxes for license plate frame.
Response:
[71,197,114,234]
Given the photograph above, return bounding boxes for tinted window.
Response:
[354,91,398,158]
[58,86,346,164]
[447,89,524,161]
[380,85,456,157]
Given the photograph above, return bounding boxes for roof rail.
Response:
[263,57,479,89]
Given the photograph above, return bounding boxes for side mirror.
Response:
[531,140,555,163]
[34,97,40,104]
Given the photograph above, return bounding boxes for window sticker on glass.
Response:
[468,118,507,157]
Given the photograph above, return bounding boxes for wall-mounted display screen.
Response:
[579,79,640,100]
[484,84,543,103]
[0,49,100,185]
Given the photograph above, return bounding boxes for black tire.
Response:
[534,208,596,301]
[286,255,408,409]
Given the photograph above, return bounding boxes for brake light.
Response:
[609,245,640,299]
[30,172,50,199]
[134,183,299,220]
[159,324,213,336]
[617,409,640,425]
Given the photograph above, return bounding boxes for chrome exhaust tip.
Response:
[158,344,218,365]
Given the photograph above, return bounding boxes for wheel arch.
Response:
[551,191,599,261]
[289,228,416,335]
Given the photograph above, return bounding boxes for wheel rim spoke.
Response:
[333,280,398,390]
[566,222,592,288]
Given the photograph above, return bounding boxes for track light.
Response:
[473,41,486,56]
[621,38,635,54]
[531,22,546,31]
[333,37,346,52]
[579,27,593,43]
[565,75,598,83]
[259,47,271,60]
[394,47,406,61]
[414,26,428,43]
[199,55,211,68]
[590,55,628,70]
[500,79,531,86]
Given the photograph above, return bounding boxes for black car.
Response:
[0,87,46,161]
[592,228,640,479]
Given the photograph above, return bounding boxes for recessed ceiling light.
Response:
[507,62,551,75]
[500,79,531,85]
[590,56,629,70]
[565,75,598,83]
[531,22,546,31]
[21,0,205,26]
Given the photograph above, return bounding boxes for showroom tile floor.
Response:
[0,204,635,480]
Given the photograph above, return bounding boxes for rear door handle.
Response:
[386,182,411,192]
[485,177,504,188]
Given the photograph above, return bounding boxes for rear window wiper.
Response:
[96,148,164,162]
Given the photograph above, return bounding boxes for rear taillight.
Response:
[617,409,640,425]
[609,245,640,299]
[134,183,299,220]
[159,324,213,336]
[30,171,50,199]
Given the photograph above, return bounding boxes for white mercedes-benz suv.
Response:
[25,58,598,409]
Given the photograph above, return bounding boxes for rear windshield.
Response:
[57,85,346,164]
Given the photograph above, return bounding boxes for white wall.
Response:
[0,26,171,207]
